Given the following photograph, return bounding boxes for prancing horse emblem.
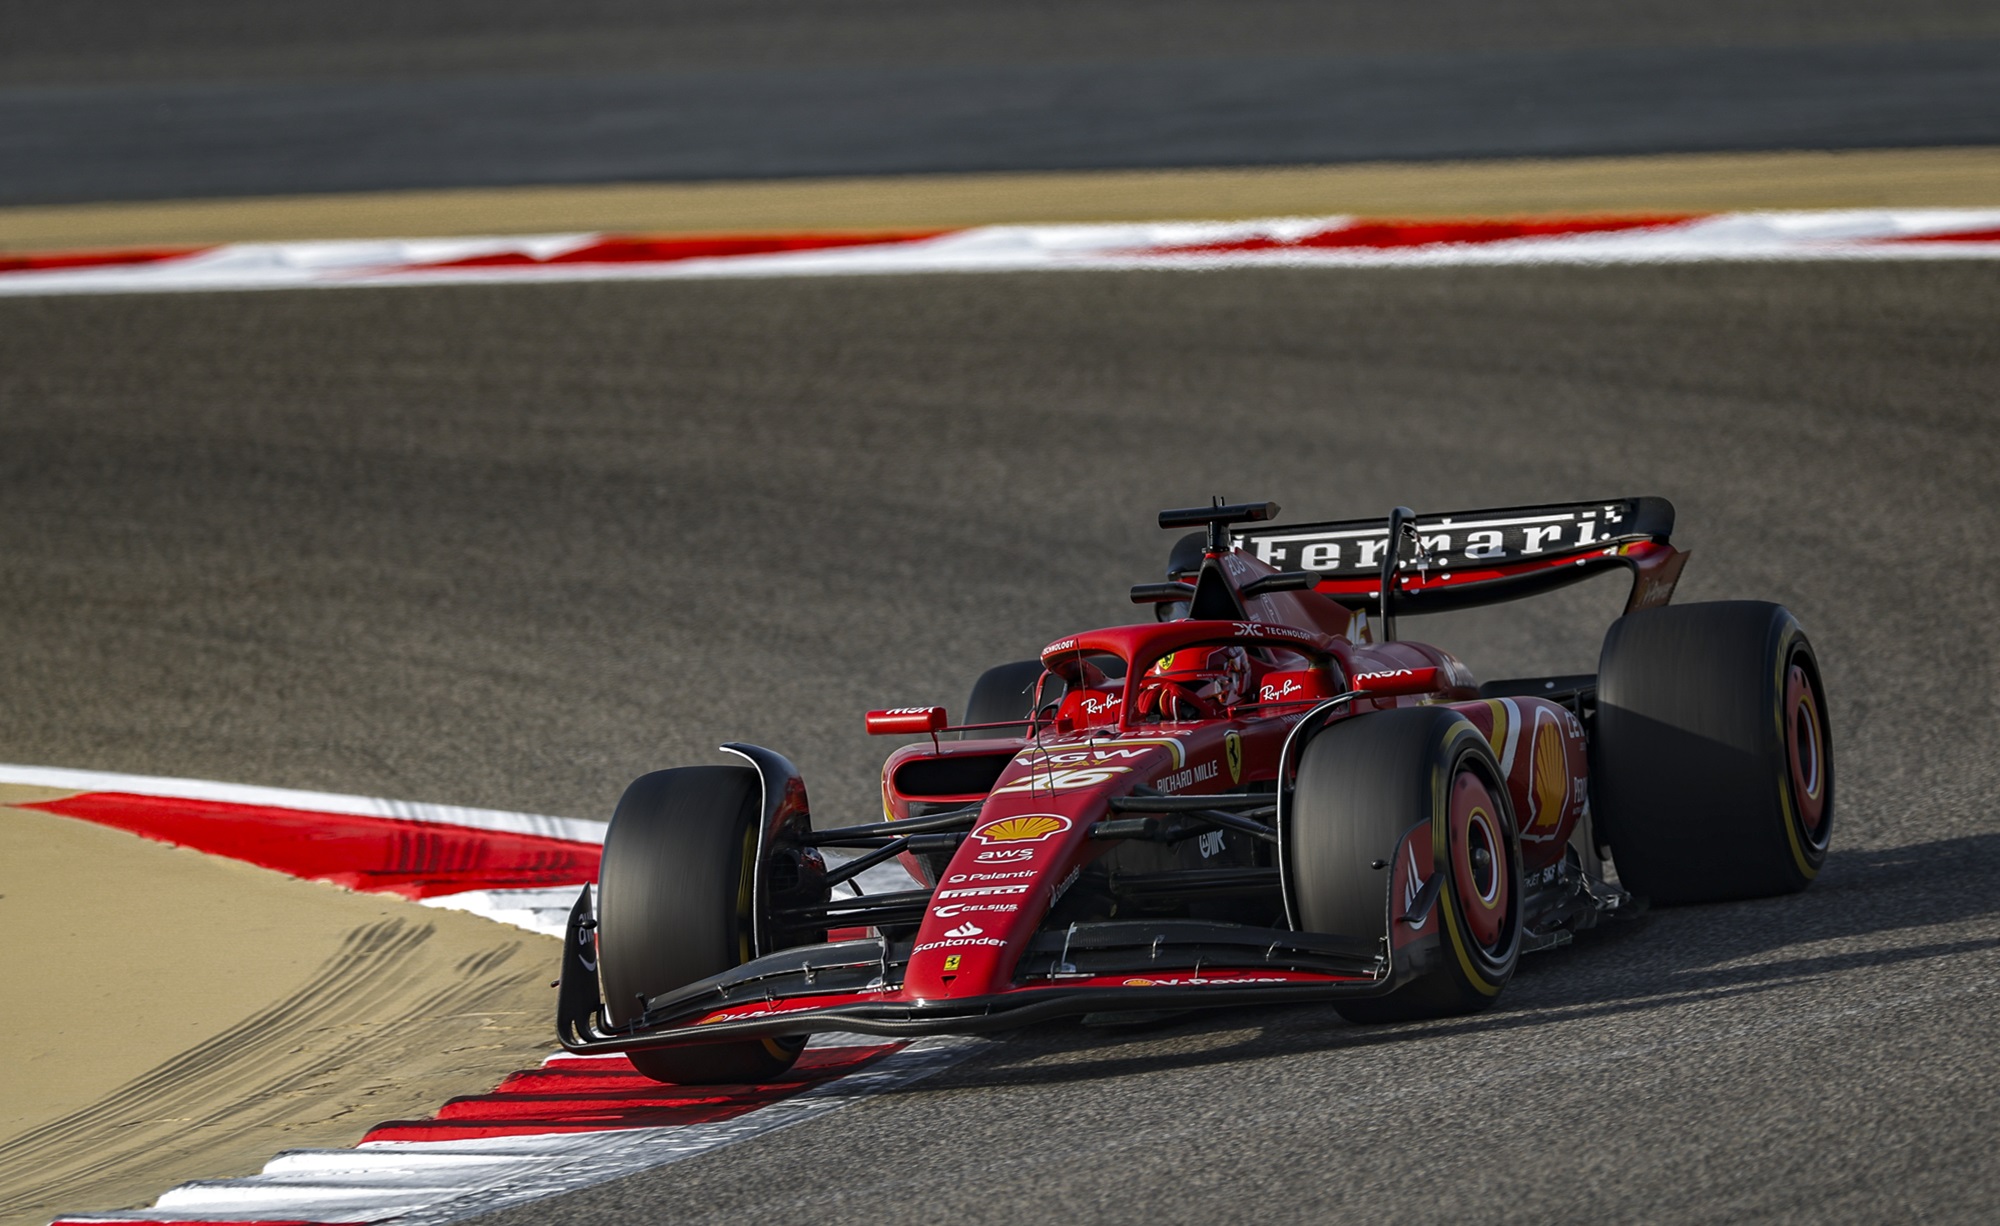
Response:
[1224,730,1243,785]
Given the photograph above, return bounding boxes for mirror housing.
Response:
[865,706,949,736]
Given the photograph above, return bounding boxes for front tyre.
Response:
[1594,601,1833,905]
[958,659,1055,738]
[1288,707,1523,1022]
[596,766,806,1084]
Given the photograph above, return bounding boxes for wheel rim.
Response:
[1448,768,1509,951]
[1784,662,1827,835]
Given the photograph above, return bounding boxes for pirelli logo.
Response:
[1233,500,1649,576]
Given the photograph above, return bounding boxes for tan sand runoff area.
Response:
[0,146,1995,253]
[0,784,562,1226]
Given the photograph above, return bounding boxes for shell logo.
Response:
[1123,978,1158,987]
[971,814,1073,844]
[1530,715,1569,830]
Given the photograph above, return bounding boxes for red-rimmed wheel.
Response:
[1596,601,1834,905]
[1785,663,1828,835]
[1449,769,1510,953]
[1287,707,1522,1022]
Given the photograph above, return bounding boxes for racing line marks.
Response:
[54,1037,980,1226]
[0,918,549,1222]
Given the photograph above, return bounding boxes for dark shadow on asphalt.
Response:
[895,831,2000,1091]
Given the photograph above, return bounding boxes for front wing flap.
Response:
[556,888,1394,1051]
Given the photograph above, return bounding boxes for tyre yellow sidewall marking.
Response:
[1434,723,1508,996]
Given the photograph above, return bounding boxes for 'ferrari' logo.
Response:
[1224,731,1243,785]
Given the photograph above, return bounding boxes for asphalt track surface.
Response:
[6,0,2000,204]
[3,263,1997,1222]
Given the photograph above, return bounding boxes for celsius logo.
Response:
[944,922,983,938]
[932,902,1018,917]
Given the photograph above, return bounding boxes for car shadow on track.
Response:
[913,831,2000,1091]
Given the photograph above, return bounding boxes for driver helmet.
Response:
[1136,645,1251,720]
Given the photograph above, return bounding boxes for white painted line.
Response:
[419,885,594,938]
[4,762,920,936]
[0,761,605,844]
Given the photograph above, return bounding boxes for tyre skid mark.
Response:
[47,1039,978,1226]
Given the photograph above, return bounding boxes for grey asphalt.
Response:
[9,41,2000,206]
[5,0,2000,204]
[2,263,1996,1221]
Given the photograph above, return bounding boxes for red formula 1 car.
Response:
[557,498,1834,1083]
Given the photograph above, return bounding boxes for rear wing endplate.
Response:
[1231,496,1688,616]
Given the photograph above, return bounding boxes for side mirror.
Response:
[865,706,949,736]
[1351,666,1440,697]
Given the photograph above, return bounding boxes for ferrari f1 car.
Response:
[557,497,1833,1083]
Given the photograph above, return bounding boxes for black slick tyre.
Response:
[1593,601,1833,905]
[959,659,1054,737]
[1288,707,1523,1022]
[596,765,805,1085]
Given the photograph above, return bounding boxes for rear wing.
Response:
[1231,496,1688,617]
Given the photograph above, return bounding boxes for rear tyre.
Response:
[1288,707,1523,1022]
[1594,601,1833,905]
[596,765,806,1084]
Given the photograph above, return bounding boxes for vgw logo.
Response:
[990,767,1132,795]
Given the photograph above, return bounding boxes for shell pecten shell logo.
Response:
[971,814,1072,844]
[1530,713,1569,831]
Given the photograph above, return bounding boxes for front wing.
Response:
[556,890,1395,1051]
